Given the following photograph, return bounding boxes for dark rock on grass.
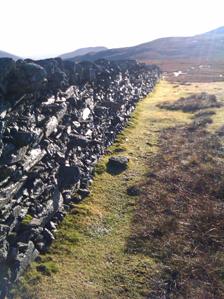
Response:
[127,185,141,196]
[43,228,55,244]
[36,261,58,276]
[77,188,90,198]
[107,156,129,175]
[193,110,216,119]
[36,264,48,274]
[36,242,47,253]
[70,195,82,204]
[158,92,222,112]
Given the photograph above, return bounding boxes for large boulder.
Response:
[6,60,47,97]
[107,156,129,174]
[11,129,41,148]
[57,165,81,191]
[36,58,69,92]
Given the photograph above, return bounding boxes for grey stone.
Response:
[0,225,10,242]
[22,148,46,172]
[43,228,55,243]
[7,60,47,97]
[78,188,90,198]
[12,241,39,281]
[58,165,80,191]
[69,134,90,148]
[0,240,8,262]
[108,156,129,171]
[0,166,14,182]
[45,116,58,137]
[12,129,42,148]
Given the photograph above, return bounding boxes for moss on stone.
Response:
[21,214,33,226]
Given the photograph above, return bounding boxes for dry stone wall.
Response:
[0,57,160,297]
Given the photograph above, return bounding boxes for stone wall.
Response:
[0,57,160,297]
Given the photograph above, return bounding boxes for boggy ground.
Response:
[12,80,224,299]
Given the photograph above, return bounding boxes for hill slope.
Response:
[69,27,224,63]
[0,50,20,60]
[59,46,107,60]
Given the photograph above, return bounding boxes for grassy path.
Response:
[14,80,224,299]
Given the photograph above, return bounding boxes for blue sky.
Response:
[1,0,223,59]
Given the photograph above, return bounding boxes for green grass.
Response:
[21,214,33,226]
[13,80,224,299]
[93,163,106,175]
[36,261,59,276]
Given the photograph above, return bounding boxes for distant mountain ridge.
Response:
[59,46,107,60]
[0,50,20,60]
[66,27,224,63]
[1,26,224,64]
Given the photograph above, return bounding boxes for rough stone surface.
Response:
[107,156,129,173]
[109,156,129,166]
[0,57,160,296]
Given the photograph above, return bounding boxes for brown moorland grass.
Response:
[144,59,224,83]
[127,105,224,298]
